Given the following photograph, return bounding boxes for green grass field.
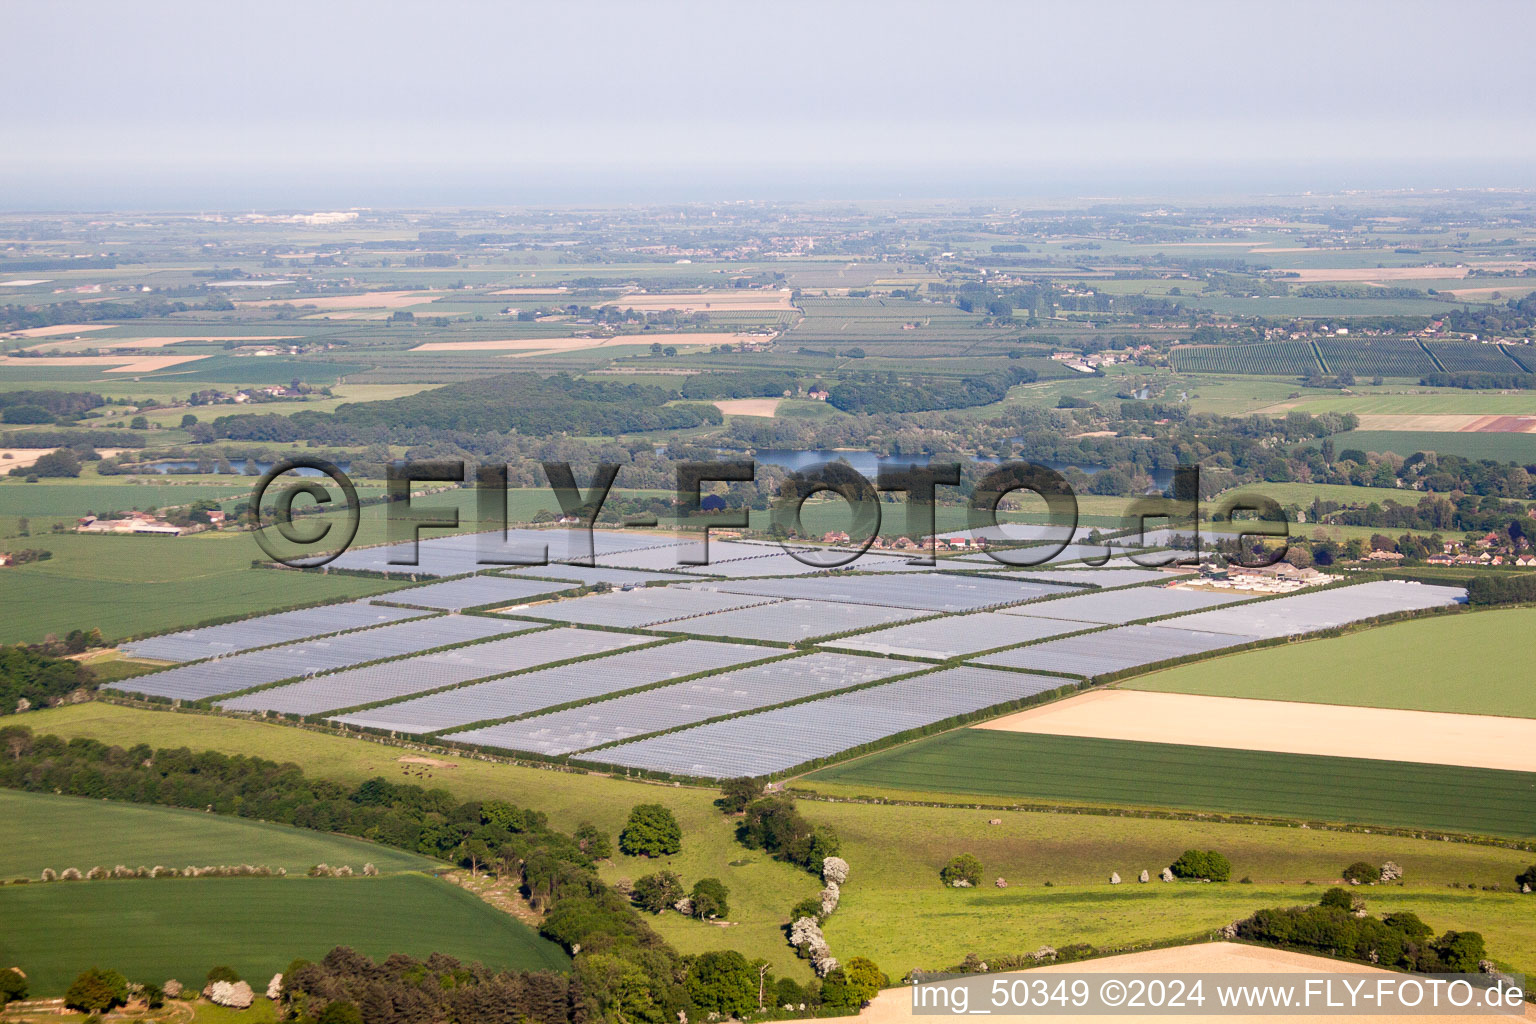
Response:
[1326,430,1536,462]
[1124,608,1536,717]
[0,790,439,878]
[823,883,1536,977]
[804,731,1536,838]
[0,530,405,644]
[0,874,568,994]
[0,481,253,519]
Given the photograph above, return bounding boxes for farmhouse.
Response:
[76,512,186,537]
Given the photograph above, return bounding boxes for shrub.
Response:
[1342,861,1382,884]
[573,822,612,859]
[790,895,823,921]
[842,957,886,1006]
[204,966,241,986]
[1516,865,1536,892]
[0,967,29,1006]
[619,804,681,858]
[206,980,254,1009]
[1169,849,1231,882]
[941,854,982,888]
[822,856,850,885]
[316,1001,363,1024]
[1319,887,1362,913]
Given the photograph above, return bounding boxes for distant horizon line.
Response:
[3,158,1535,214]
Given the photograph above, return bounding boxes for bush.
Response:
[0,967,29,1006]
[940,854,982,888]
[619,803,681,857]
[573,822,612,859]
[1169,849,1231,882]
[206,980,254,1009]
[842,957,886,1006]
[316,1001,363,1024]
[1236,893,1486,974]
[204,965,241,985]
[1319,887,1360,912]
[1342,861,1382,884]
[1516,865,1536,892]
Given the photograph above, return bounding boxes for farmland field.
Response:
[0,530,405,644]
[1424,341,1529,373]
[1170,341,1319,376]
[976,689,1536,771]
[823,883,1536,980]
[1255,389,1536,416]
[803,730,1536,837]
[0,790,440,877]
[0,874,569,994]
[1325,429,1536,461]
[1315,337,1437,377]
[1122,607,1536,717]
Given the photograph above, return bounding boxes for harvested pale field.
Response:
[103,354,209,373]
[26,334,301,352]
[1354,414,1536,433]
[412,332,752,354]
[714,398,782,417]
[235,290,440,310]
[113,334,300,347]
[0,279,51,287]
[0,354,208,373]
[492,286,569,295]
[0,447,126,469]
[1447,285,1536,299]
[813,943,1536,1024]
[976,690,1536,771]
[610,289,794,312]
[3,323,115,338]
[1280,263,1534,283]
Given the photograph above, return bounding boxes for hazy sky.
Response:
[5,0,1535,208]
